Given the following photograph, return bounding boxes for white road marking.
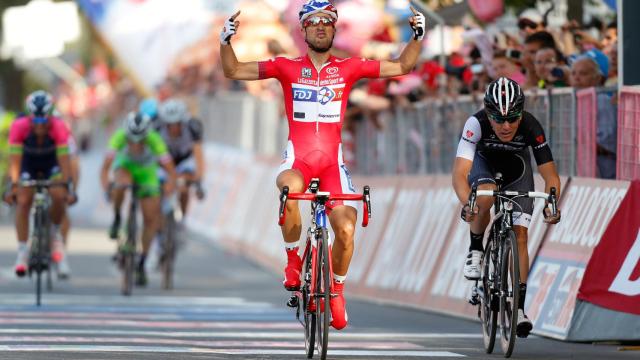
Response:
[0,293,272,307]
[0,345,466,357]
[0,329,482,339]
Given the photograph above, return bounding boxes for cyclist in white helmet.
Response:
[100,112,177,286]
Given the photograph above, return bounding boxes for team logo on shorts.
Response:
[302,67,312,78]
[318,87,336,105]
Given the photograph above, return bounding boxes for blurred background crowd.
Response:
[0,0,629,186]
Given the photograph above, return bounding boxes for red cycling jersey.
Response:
[259,54,380,209]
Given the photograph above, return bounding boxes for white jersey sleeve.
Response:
[455,116,482,161]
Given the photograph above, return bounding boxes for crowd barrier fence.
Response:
[617,86,640,180]
[199,86,627,179]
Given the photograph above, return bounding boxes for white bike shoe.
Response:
[463,250,483,280]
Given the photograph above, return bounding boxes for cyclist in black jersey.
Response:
[452,77,562,338]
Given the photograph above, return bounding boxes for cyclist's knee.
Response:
[114,169,133,185]
[334,222,355,242]
[276,170,305,192]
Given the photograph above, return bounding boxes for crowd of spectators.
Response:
[152,3,619,179]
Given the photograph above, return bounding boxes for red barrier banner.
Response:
[578,180,640,315]
[526,178,630,339]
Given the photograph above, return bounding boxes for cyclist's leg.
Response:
[48,170,68,263]
[465,153,498,279]
[501,153,534,316]
[109,154,133,238]
[276,142,310,290]
[14,183,34,276]
[175,157,196,217]
[131,164,161,284]
[322,151,358,330]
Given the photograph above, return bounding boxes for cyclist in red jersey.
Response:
[220,0,427,330]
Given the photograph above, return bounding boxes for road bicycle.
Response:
[22,179,65,306]
[468,174,558,358]
[158,179,204,290]
[279,178,371,360]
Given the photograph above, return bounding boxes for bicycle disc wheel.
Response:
[302,241,316,358]
[315,228,330,360]
[161,213,176,290]
[499,230,520,358]
[480,242,497,353]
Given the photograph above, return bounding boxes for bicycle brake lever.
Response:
[278,186,289,226]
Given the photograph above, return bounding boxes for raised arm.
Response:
[219,10,260,80]
[379,6,426,78]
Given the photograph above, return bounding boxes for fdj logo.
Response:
[318,87,335,105]
[293,88,316,101]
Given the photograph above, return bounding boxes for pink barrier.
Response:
[617,87,640,180]
[575,88,597,177]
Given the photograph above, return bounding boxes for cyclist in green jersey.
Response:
[100,112,176,286]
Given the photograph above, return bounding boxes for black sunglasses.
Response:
[488,113,522,124]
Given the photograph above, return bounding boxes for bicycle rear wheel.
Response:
[161,213,176,290]
[315,228,330,360]
[499,230,520,358]
[480,241,497,354]
[302,240,316,358]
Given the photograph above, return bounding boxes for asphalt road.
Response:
[0,222,637,360]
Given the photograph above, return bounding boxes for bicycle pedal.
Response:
[468,295,480,306]
[286,295,299,308]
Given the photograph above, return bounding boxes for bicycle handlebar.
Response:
[278,186,371,227]
[19,180,67,188]
[468,186,559,218]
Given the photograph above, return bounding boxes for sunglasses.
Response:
[489,113,522,124]
[303,16,336,28]
[518,19,538,31]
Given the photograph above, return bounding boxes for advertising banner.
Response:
[578,180,640,315]
[526,178,630,339]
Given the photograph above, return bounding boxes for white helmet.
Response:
[159,99,189,124]
[125,112,152,142]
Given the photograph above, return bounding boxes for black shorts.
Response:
[468,151,534,227]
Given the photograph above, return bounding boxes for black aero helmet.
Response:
[484,77,525,121]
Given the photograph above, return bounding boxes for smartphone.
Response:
[470,63,484,74]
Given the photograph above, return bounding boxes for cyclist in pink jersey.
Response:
[220,0,427,330]
[2,91,75,277]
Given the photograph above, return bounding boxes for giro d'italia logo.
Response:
[318,87,335,105]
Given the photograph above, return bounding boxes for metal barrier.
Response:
[617,86,640,180]
[576,88,597,177]
[198,86,624,179]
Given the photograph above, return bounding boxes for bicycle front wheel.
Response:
[121,205,137,296]
[302,240,316,358]
[161,213,176,290]
[315,228,330,360]
[480,241,497,354]
[499,230,520,358]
